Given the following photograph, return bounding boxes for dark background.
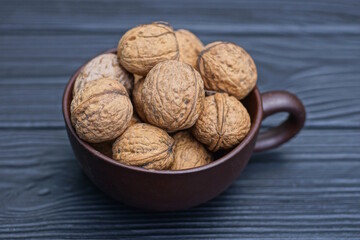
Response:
[1,0,360,239]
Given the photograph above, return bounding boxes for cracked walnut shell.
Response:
[171,131,212,170]
[112,123,174,170]
[71,78,133,143]
[117,22,179,76]
[191,93,251,152]
[73,53,133,96]
[198,41,257,100]
[141,60,205,132]
[175,29,203,69]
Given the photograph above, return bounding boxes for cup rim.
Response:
[62,48,263,175]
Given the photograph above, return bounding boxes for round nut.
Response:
[171,131,212,170]
[129,112,141,127]
[175,29,203,69]
[142,60,205,132]
[112,123,175,170]
[92,112,141,158]
[73,53,133,96]
[133,74,143,83]
[192,93,251,152]
[71,78,133,143]
[132,77,146,122]
[198,41,257,100]
[117,22,179,76]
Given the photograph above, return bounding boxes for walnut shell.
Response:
[191,93,251,152]
[132,77,146,122]
[198,41,257,100]
[133,74,143,83]
[175,29,203,69]
[112,123,174,170]
[141,60,205,132]
[73,53,133,96]
[71,78,133,143]
[129,112,141,127]
[171,131,212,170]
[118,22,179,76]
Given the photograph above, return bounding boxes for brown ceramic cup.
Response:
[63,49,306,211]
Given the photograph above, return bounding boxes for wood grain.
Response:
[1,0,360,31]
[0,1,360,129]
[0,0,360,239]
[0,129,359,239]
[1,34,359,128]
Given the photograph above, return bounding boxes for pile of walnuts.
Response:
[71,22,256,171]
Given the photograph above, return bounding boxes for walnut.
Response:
[171,131,212,170]
[117,22,179,76]
[71,78,133,143]
[131,77,146,121]
[141,60,205,132]
[198,41,257,100]
[133,74,143,83]
[112,123,174,170]
[129,112,141,126]
[175,29,203,69]
[191,93,251,152]
[73,53,133,96]
[90,111,140,157]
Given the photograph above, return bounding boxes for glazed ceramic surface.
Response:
[63,49,305,211]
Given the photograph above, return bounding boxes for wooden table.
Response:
[1,0,359,239]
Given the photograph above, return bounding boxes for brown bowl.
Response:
[63,49,306,211]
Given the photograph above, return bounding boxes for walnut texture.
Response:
[129,112,141,126]
[132,77,146,121]
[73,53,133,96]
[171,131,212,170]
[90,112,141,158]
[141,60,205,132]
[112,123,174,170]
[91,113,140,157]
[133,74,143,83]
[198,41,257,100]
[175,29,203,69]
[71,78,133,143]
[117,22,179,76]
[192,93,251,152]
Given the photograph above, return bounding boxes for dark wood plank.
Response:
[0,128,359,239]
[1,1,360,128]
[1,0,360,33]
[1,33,359,128]
[1,0,360,239]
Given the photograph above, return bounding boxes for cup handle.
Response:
[254,91,306,152]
